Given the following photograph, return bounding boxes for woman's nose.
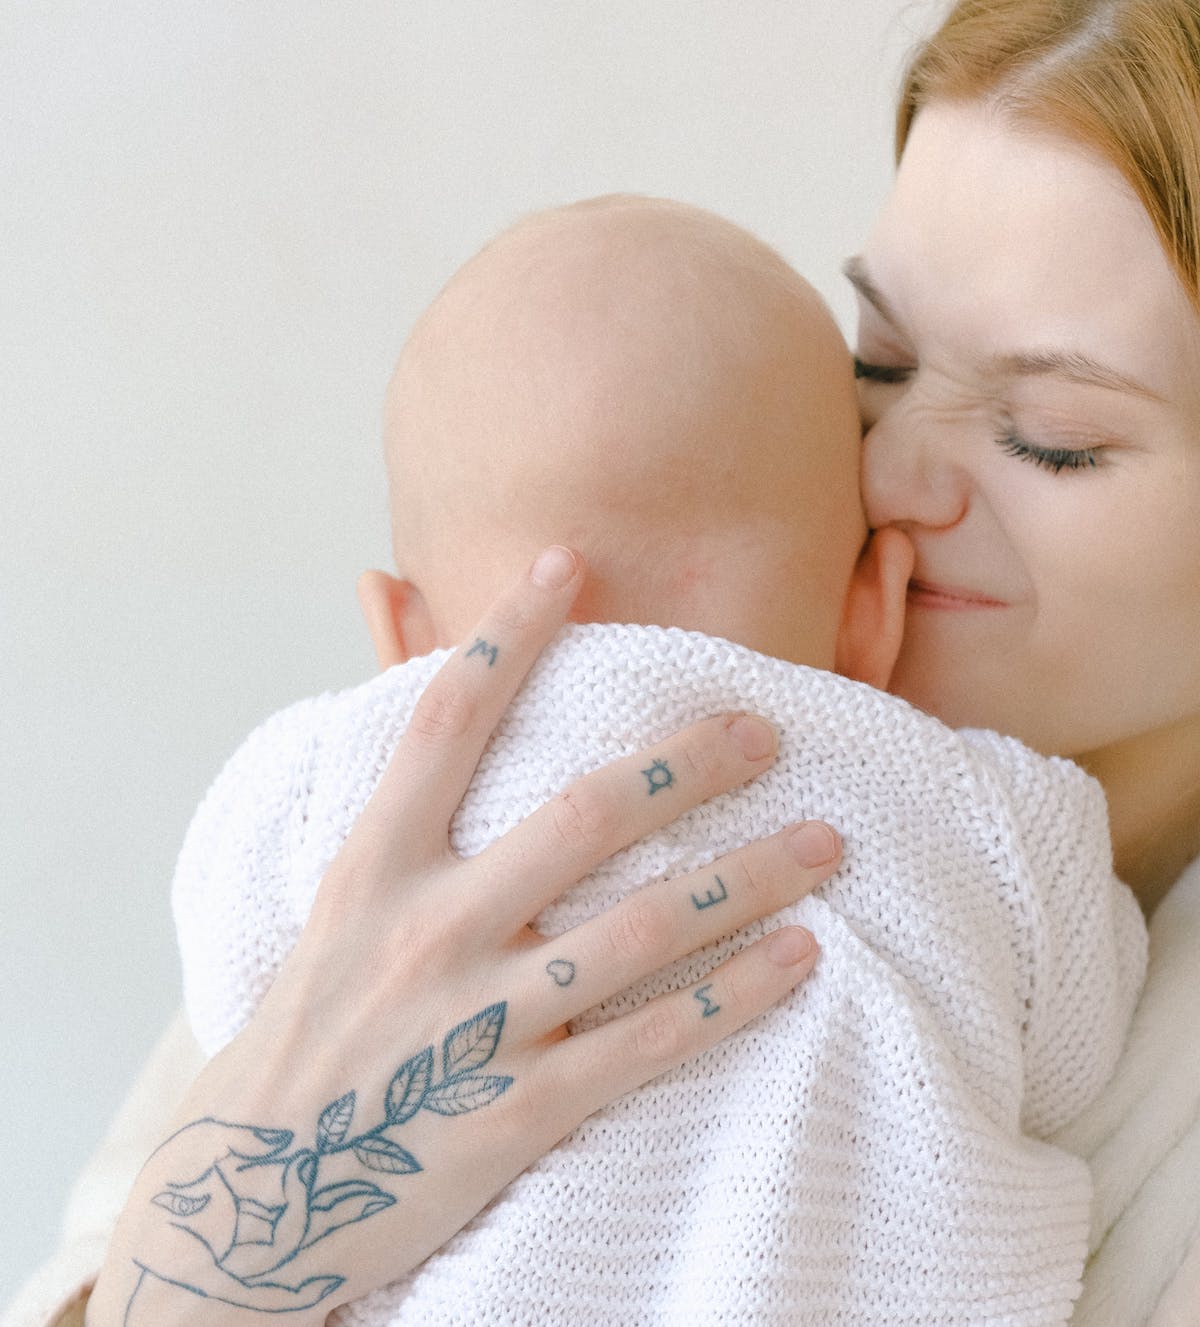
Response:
[861,406,970,533]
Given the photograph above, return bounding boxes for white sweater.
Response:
[173,625,1147,1326]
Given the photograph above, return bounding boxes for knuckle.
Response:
[632,1004,687,1067]
[677,729,725,790]
[377,928,427,984]
[378,906,463,982]
[313,837,388,912]
[508,1059,582,1146]
[550,785,617,853]
[732,850,781,916]
[495,1066,541,1133]
[608,896,671,964]
[719,960,753,1013]
[408,682,477,746]
[488,594,535,637]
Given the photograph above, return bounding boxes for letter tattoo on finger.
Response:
[694,984,721,1019]
[691,875,729,911]
[466,638,499,667]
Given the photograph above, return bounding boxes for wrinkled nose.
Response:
[861,403,970,533]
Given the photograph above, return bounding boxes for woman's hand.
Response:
[87,547,837,1327]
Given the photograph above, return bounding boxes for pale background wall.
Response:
[1,0,946,1304]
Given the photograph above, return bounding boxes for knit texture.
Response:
[173,625,1147,1326]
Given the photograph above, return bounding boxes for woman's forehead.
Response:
[858,100,1200,402]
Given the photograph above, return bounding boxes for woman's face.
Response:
[852,99,1200,759]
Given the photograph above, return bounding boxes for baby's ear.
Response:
[834,528,913,691]
[356,571,437,671]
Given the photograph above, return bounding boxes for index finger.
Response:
[364,546,583,860]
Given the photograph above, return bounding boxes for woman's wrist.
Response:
[45,1285,89,1327]
[85,1098,339,1327]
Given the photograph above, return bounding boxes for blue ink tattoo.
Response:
[466,638,499,667]
[126,1003,513,1318]
[691,875,729,911]
[545,959,577,987]
[641,759,674,796]
[694,984,721,1018]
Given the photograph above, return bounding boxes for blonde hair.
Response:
[897,0,1200,308]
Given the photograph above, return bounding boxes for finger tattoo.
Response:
[545,959,577,987]
[694,984,721,1018]
[641,759,674,796]
[691,875,729,911]
[466,638,500,667]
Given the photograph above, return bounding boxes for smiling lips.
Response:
[907,578,1009,610]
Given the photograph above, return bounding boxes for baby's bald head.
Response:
[381,195,866,667]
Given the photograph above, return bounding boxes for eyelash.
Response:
[853,357,912,384]
[998,433,1100,473]
[854,358,1103,475]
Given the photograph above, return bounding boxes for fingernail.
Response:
[767,928,816,966]
[789,821,839,867]
[728,714,777,761]
[529,545,577,588]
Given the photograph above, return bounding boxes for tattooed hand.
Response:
[120,1007,513,1320]
[122,1120,342,1315]
[87,548,836,1326]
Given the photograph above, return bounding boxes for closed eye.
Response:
[853,357,913,385]
[998,433,1102,473]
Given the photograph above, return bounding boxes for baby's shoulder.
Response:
[955,726,1110,842]
[177,660,444,864]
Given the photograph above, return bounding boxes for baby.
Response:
[361,193,874,681]
[171,196,1146,1326]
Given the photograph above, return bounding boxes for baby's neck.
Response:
[1080,715,1200,916]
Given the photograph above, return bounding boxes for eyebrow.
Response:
[841,254,1163,402]
[842,255,902,328]
[986,349,1163,401]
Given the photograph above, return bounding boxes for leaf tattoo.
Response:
[129,1002,516,1319]
[353,1136,423,1174]
[315,1091,356,1153]
[442,1002,506,1078]
[385,1047,434,1125]
[424,1075,513,1117]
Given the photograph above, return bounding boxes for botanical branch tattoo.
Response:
[126,1003,513,1319]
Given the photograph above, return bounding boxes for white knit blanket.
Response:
[174,625,1148,1327]
[1051,852,1200,1326]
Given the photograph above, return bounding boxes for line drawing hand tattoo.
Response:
[466,638,499,667]
[641,759,674,796]
[126,1003,514,1319]
[694,984,721,1018]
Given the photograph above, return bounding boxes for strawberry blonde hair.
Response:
[897,0,1200,308]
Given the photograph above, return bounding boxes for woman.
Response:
[13,0,1200,1322]
[848,3,1200,1321]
